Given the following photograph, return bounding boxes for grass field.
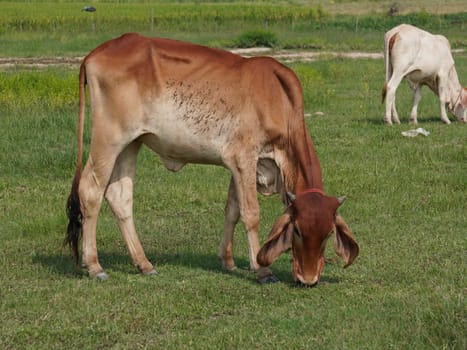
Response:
[0,1,466,56]
[1,1,466,349]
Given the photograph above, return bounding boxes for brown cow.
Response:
[65,33,359,286]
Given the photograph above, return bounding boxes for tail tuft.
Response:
[381,82,388,104]
[65,171,82,265]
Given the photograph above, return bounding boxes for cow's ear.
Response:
[462,88,467,108]
[333,214,359,268]
[257,211,294,267]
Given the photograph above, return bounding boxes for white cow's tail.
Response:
[64,62,87,265]
[382,31,396,104]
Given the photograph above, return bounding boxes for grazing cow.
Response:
[65,33,359,286]
[382,24,467,125]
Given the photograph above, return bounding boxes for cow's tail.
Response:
[381,82,388,104]
[64,62,86,265]
[382,31,396,104]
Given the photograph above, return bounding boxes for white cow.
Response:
[382,24,467,125]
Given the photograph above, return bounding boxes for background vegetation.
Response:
[0,1,466,349]
[0,1,466,56]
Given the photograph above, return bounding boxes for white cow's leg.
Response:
[218,177,240,270]
[385,76,403,125]
[384,92,394,125]
[105,141,156,276]
[384,83,400,125]
[440,104,451,124]
[391,101,400,125]
[438,83,451,124]
[409,85,422,124]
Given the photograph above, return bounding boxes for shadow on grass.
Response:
[33,249,341,287]
[366,114,449,125]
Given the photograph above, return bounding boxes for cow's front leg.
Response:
[438,81,452,124]
[229,161,277,283]
[409,85,422,124]
[439,101,451,124]
[218,177,239,271]
[240,198,276,283]
[105,141,156,276]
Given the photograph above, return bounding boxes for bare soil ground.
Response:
[2,48,464,68]
[0,49,385,69]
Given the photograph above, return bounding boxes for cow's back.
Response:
[83,33,244,95]
[387,24,454,77]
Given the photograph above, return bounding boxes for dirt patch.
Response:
[248,50,383,62]
[0,50,385,69]
[2,48,463,68]
[0,56,83,69]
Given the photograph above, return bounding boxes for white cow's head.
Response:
[452,87,467,122]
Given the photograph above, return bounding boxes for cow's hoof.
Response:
[219,255,236,271]
[257,274,280,284]
[95,272,109,281]
[220,262,237,271]
[144,269,158,276]
[139,264,157,276]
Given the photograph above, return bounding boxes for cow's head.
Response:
[452,87,467,122]
[257,189,359,286]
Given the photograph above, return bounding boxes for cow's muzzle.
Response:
[295,279,319,288]
[293,255,324,287]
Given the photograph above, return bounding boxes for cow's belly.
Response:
[402,54,442,84]
[405,69,434,83]
[138,107,228,171]
[140,132,224,169]
[405,70,437,91]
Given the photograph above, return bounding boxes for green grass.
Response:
[1,1,466,348]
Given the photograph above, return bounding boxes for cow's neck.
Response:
[447,66,464,110]
[288,128,324,195]
[447,66,462,104]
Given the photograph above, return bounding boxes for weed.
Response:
[235,30,278,48]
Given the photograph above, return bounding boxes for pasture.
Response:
[1,1,466,349]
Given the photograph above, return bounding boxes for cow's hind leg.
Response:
[384,75,403,125]
[105,141,156,275]
[219,177,240,271]
[391,100,400,125]
[79,146,120,280]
